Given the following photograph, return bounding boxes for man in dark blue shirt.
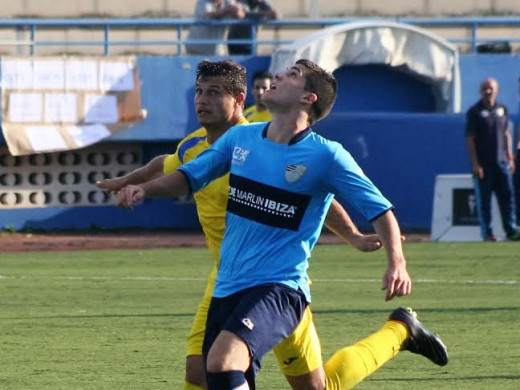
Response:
[465,77,518,241]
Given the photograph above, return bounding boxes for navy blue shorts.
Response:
[202,283,307,380]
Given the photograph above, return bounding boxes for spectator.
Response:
[515,122,520,223]
[244,70,273,122]
[186,0,245,55]
[227,0,279,55]
[465,77,519,241]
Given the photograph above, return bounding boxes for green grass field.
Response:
[1,242,519,389]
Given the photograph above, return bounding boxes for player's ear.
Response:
[302,92,317,105]
[235,92,246,106]
[300,92,317,112]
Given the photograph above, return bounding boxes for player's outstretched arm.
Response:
[116,170,190,210]
[371,210,412,301]
[97,154,168,193]
[324,199,383,252]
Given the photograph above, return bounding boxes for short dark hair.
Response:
[252,70,273,84]
[196,60,247,96]
[296,59,337,124]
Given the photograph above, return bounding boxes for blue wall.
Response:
[314,113,468,230]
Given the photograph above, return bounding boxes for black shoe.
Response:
[389,307,449,366]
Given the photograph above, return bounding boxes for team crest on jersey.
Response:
[232,147,249,166]
[496,107,505,117]
[285,164,307,183]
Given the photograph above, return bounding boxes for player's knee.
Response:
[186,355,207,388]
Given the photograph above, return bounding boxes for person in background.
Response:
[244,70,273,122]
[227,0,279,55]
[465,77,519,241]
[186,0,245,55]
[514,120,520,223]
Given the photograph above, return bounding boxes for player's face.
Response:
[195,77,238,127]
[252,78,271,106]
[263,65,306,107]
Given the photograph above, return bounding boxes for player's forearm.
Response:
[372,210,405,265]
[122,155,166,186]
[324,199,360,244]
[140,170,190,199]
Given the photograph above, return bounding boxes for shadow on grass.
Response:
[369,374,520,382]
[2,312,194,320]
[4,306,519,320]
[312,306,520,315]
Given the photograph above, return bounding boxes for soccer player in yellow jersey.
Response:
[100,60,446,390]
[244,70,273,123]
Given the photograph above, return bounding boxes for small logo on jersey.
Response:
[285,164,307,183]
[241,318,254,330]
[480,110,489,118]
[283,357,298,365]
[232,147,249,166]
[496,107,505,117]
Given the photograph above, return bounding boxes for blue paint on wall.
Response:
[314,113,469,230]
[333,64,437,112]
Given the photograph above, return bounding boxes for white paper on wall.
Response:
[1,59,34,90]
[25,126,68,152]
[84,94,118,123]
[99,61,134,91]
[65,124,111,147]
[34,60,65,90]
[8,93,43,122]
[66,60,98,90]
[44,93,78,123]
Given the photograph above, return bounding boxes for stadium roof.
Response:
[270,21,460,112]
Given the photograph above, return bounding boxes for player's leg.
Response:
[493,162,517,237]
[274,307,326,390]
[321,317,408,390]
[474,174,493,239]
[276,307,406,390]
[184,268,218,390]
[204,284,307,390]
[279,308,447,390]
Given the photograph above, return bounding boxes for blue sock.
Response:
[206,371,249,390]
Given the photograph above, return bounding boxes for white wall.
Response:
[2,0,520,18]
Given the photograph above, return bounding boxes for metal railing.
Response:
[1,17,520,55]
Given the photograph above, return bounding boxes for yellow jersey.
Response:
[244,105,272,123]
[162,118,249,263]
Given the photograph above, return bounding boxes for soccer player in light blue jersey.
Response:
[117,59,447,390]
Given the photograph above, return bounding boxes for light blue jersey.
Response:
[179,122,392,302]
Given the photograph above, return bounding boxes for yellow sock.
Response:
[183,381,206,390]
[323,320,409,390]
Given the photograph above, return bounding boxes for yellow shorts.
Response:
[273,306,323,376]
[186,267,217,357]
[186,274,322,377]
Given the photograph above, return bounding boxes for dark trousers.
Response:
[474,161,517,238]
[515,152,520,221]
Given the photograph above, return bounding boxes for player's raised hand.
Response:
[96,177,127,194]
[116,185,144,210]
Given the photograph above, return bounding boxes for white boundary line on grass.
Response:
[0,275,519,285]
